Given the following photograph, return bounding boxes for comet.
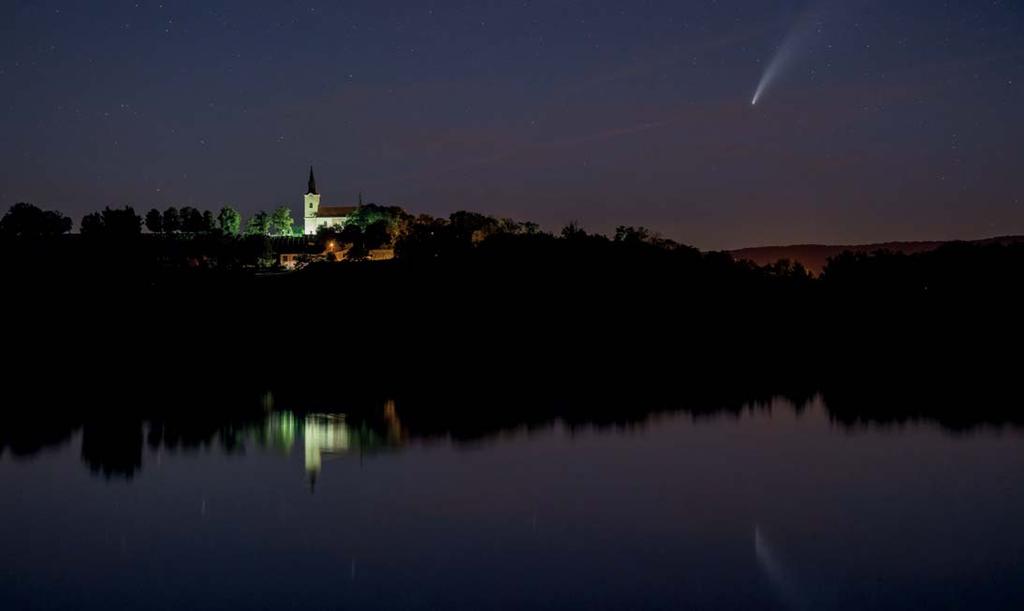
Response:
[752,3,828,106]
[752,24,804,106]
[752,36,798,105]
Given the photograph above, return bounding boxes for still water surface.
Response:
[2,397,1023,610]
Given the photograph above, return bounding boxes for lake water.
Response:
[2,397,1023,610]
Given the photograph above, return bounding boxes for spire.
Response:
[358,191,363,206]
[307,166,318,195]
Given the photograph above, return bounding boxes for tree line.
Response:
[140,205,296,237]
[2,201,1023,294]
[0,202,298,238]
[3,199,1020,427]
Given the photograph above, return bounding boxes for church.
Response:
[303,167,357,235]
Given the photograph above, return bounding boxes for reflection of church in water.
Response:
[261,399,405,483]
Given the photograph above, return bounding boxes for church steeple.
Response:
[303,167,322,229]
[307,166,318,195]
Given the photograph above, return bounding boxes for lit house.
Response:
[274,236,366,269]
[274,237,328,270]
[303,167,357,235]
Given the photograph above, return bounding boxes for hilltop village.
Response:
[0,167,551,271]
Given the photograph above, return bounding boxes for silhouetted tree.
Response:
[179,207,206,233]
[766,258,810,279]
[104,206,142,236]
[80,212,103,235]
[162,207,181,233]
[202,210,216,233]
[0,203,72,238]
[394,216,458,260]
[363,220,391,250]
[449,210,500,243]
[561,221,587,239]
[179,207,195,231]
[614,225,652,244]
[495,217,543,236]
[322,218,392,261]
[145,208,163,233]
[80,206,142,237]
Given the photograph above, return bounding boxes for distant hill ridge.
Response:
[728,235,1024,275]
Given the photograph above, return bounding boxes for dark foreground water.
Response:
[2,397,1024,610]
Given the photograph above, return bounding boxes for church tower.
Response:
[304,166,321,218]
[303,166,321,234]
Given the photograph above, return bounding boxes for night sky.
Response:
[2,1,1023,249]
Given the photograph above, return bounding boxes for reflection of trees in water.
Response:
[822,383,1024,433]
[0,412,79,459]
[4,380,1023,480]
[261,411,298,453]
[71,410,404,481]
[81,419,143,479]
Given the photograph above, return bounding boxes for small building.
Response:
[302,167,357,235]
[274,236,327,270]
[367,248,396,261]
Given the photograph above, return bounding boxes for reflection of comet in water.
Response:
[754,524,807,610]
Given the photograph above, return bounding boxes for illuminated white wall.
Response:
[303,215,348,236]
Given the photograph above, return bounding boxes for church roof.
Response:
[307,166,318,195]
[318,205,357,218]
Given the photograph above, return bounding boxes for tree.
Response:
[498,218,521,235]
[614,226,653,244]
[80,212,104,236]
[106,206,142,236]
[339,223,362,240]
[0,203,72,238]
[178,207,195,231]
[202,210,216,233]
[217,206,242,235]
[179,206,205,233]
[245,211,270,236]
[188,208,205,233]
[449,210,500,243]
[345,203,413,242]
[339,224,369,260]
[162,207,181,233]
[394,216,459,260]
[80,206,142,237]
[561,221,586,239]
[269,206,295,236]
[363,219,391,250]
[145,209,163,233]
